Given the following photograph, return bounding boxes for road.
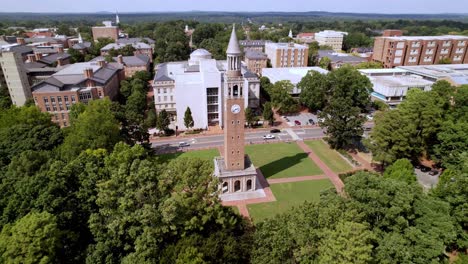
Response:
[152,127,326,153]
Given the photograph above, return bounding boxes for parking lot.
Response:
[282,112,318,127]
[415,167,439,190]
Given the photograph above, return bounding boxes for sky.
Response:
[1,0,468,14]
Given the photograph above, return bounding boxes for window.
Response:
[57,96,62,103]
[61,113,65,119]
[158,89,160,94]
[163,96,167,101]
[66,104,71,110]
[53,106,57,112]
[59,105,63,111]
[46,106,51,111]
[170,95,173,101]
[163,88,167,93]
[158,96,161,102]
[64,96,68,102]
[43,97,49,104]
[71,95,76,103]
[63,121,67,127]
[50,96,55,103]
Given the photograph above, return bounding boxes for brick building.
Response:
[31,61,122,127]
[372,35,468,68]
[92,22,119,42]
[264,42,309,68]
[295,32,315,44]
[92,54,150,78]
[244,50,268,76]
[100,42,153,62]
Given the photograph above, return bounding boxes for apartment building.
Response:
[315,30,348,51]
[0,44,32,106]
[264,42,309,68]
[239,40,272,52]
[31,61,122,127]
[372,35,468,68]
[244,50,268,76]
[152,48,260,130]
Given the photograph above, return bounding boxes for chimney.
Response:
[56,57,63,67]
[117,55,124,64]
[16,37,26,45]
[27,54,36,63]
[83,68,94,78]
[57,45,64,53]
[97,60,106,67]
[35,53,43,61]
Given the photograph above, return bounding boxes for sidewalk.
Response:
[296,141,345,193]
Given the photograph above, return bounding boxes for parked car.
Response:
[294,120,301,126]
[263,134,275,139]
[364,126,372,131]
[428,170,439,176]
[308,119,315,125]
[270,129,281,133]
[420,166,431,172]
[366,114,374,121]
[179,142,190,147]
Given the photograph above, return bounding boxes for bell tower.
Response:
[224,24,245,171]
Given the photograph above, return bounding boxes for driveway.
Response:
[415,168,439,190]
[282,112,317,127]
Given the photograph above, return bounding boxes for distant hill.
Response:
[0,11,467,23]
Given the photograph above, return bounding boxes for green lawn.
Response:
[245,143,323,179]
[157,149,220,163]
[248,179,333,223]
[305,140,353,173]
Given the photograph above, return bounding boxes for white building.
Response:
[398,64,468,87]
[315,30,348,51]
[152,49,260,130]
[359,68,434,107]
[264,42,309,68]
[262,67,329,96]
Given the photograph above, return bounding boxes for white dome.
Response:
[189,49,212,65]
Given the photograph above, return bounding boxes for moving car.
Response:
[294,120,301,126]
[179,142,190,147]
[270,129,281,133]
[263,134,275,139]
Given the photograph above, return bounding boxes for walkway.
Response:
[348,151,374,171]
[296,141,345,193]
[284,128,301,141]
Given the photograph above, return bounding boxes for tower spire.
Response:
[288,29,293,38]
[226,24,241,55]
[78,33,83,43]
[115,11,120,25]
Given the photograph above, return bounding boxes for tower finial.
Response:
[226,24,241,55]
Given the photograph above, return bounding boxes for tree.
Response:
[0,212,61,264]
[60,99,121,161]
[319,56,332,70]
[355,61,384,69]
[318,221,375,264]
[67,47,85,63]
[269,81,298,114]
[383,158,417,184]
[298,70,329,111]
[245,108,256,128]
[262,102,274,126]
[438,57,452,64]
[184,107,194,130]
[434,121,468,168]
[156,109,170,132]
[320,97,365,149]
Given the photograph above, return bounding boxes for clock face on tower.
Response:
[231,104,241,114]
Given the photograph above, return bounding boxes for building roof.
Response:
[318,50,367,64]
[397,64,468,85]
[38,53,71,65]
[0,44,33,54]
[315,30,348,37]
[227,25,242,55]
[381,35,468,41]
[116,37,155,45]
[297,32,315,38]
[366,74,434,88]
[262,67,329,84]
[244,50,267,60]
[101,42,151,51]
[191,49,211,56]
[72,42,92,50]
[32,61,120,93]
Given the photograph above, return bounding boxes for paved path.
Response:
[268,175,328,184]
[285,128,302,141]
[348,151,374,171]
[296,141,345,193]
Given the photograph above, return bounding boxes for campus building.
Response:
[92,21,119,42]
[31,61,123,127]
[295,32,315,44]
[264,42,309,68]
[239,40,272,52]
[318,50,367,69]
[100,42,153,62]
[372,35,468,68]
[152,48,260,131]
[315,30,348,51]
[262,67,329,96]
[92,54,150,78]
[244,50,268,76]
[398,64,468,86]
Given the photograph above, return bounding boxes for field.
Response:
[304,140,353,173]
[247,179,334,222]
[245,143,323,179]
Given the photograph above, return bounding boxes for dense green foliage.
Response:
[184,107,194,130]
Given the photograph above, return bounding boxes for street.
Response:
[152,127,326,153]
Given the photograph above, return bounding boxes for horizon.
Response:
[2,0,468,14]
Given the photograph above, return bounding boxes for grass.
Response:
[248,179,333,223]
[157,148,220,163]
[304,140,353,173]
[245,143,323,179]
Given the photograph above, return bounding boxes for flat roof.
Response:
[367,74,434,88]
[262,67,328,84]
[359,68,408,74]
[265,42,308,49]
[382,35,468,41]
[397,64,468,79]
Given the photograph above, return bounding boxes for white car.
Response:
[263,134,275,140]
[179,142,190,147]
[366,115,374,121]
